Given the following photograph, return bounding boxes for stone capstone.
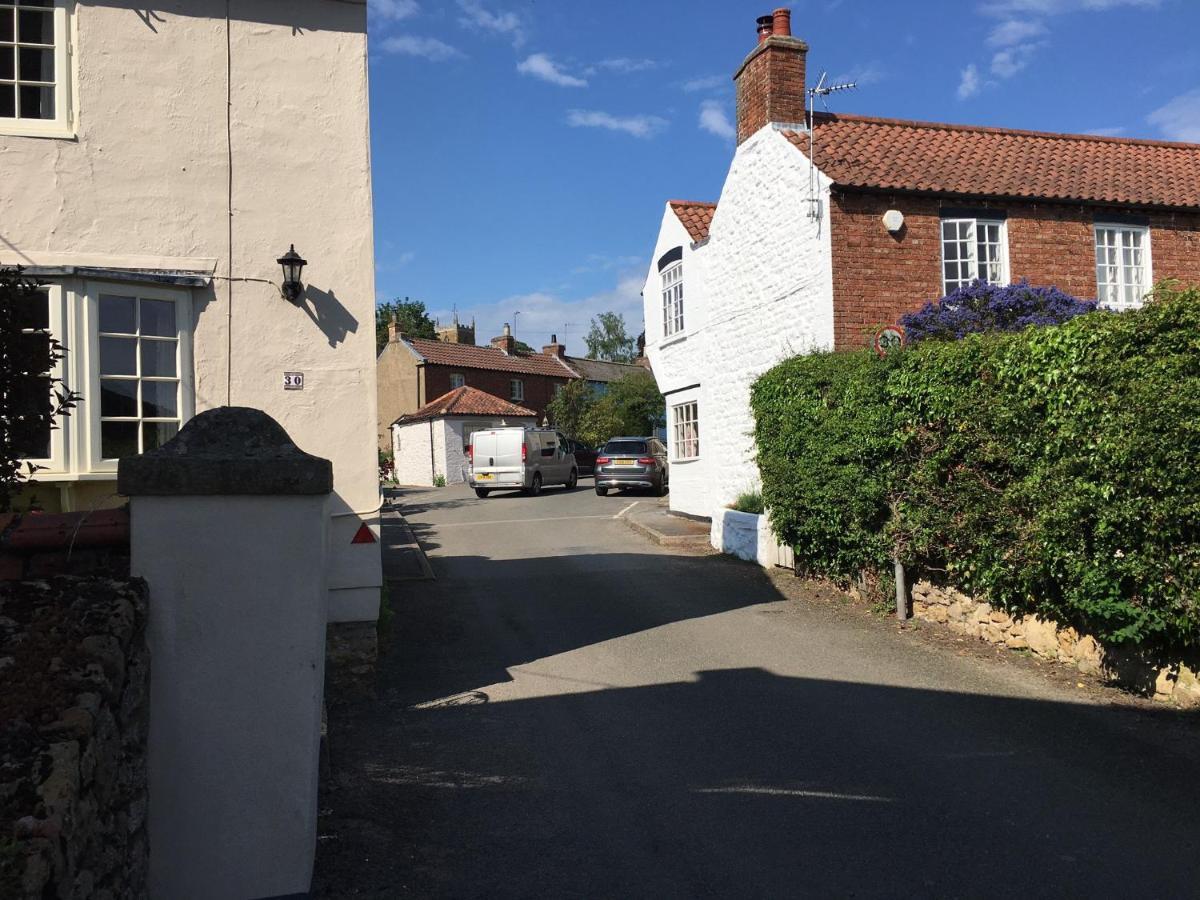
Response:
[118,406,333,497]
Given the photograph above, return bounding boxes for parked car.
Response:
[594,437,669,496]
[563,438,598,475]
[469,427,578,498]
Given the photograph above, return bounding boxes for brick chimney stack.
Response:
[491,322,516,355]
[387,317,404,343]
[734,8,808,145]
[542,334,567,359]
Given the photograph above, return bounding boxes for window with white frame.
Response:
[672,401,699,460]
[510,379,524,401]
[662,261,684,337]
[94,289,187,464]
[941,217,1008,293]
[449,373,465,388]
[1094,224,1151,311]
[0,0,72,136]
[11,284,59,468]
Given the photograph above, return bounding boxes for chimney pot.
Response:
[772,7,791,36]
[503,323,512,337]
[756,14,773,43]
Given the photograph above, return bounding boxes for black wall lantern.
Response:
[277,245,307,303]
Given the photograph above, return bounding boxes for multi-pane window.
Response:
[672,401,699,460]
[449,373,465,388]
[1094,224,1151,311]
[941,218,1008,293]
[510,379,524,402]
[662,262,684,337]
[97,293,183,460]
[0,0,69,132]
[11,287,53,461]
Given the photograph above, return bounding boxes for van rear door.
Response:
[471,428,525,487]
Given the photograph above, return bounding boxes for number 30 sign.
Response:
[284,372,305,391]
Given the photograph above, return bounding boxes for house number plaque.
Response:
[284,372,305,391]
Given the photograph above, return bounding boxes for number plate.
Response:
[615,459,636,466]
[475,473,495,481]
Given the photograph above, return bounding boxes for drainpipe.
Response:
[428,419,436,485]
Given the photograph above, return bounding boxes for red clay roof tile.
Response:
[669,200,718,242]
[406,338,577,378]
[785,113,1200,210]
[396,386,536,424]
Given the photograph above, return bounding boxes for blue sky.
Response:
[368,0,1198,355]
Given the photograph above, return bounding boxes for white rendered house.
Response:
[2,1,381,624]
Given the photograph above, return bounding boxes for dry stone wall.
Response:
[912,580,1200,708]
[0,576,149,900]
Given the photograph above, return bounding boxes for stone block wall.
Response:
[0,577,149,900]
[912,580,1200,708]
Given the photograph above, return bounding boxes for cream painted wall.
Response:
[0,2,381,621]
[641,128,836,520]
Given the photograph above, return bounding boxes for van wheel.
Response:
[475,488,490,499]
[566,469,578,490]
[595,487,608,497]
[529,473,543,496]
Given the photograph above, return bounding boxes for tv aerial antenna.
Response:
[806,71,858,220]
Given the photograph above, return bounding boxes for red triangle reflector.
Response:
[351,523,377,544]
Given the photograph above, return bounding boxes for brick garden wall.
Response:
[828,190,1200,349]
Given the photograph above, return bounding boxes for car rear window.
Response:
[604,441,647,455]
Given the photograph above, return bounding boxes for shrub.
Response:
[433,474,447,488]
[753,283,1200,650]
[900,280,1097,344]
[729,491,764,515]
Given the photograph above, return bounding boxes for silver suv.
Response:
[594,437,669,497]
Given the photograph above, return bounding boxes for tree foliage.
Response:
[753,283,1200,650]
[584,311,637,363]
[548,371,664,448]
[0,268,81,512]
[376,297,437,352]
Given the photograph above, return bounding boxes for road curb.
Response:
[619,503,713,549]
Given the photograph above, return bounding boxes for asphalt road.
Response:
[314,482,1200,899]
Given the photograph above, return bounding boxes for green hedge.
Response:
[751,285,1200,649]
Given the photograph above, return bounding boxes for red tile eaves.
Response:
[397,386,536,424]
[784,112,1200,210]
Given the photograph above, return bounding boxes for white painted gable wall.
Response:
[642,127,836,519]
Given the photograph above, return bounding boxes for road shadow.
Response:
[315,663,1200,898]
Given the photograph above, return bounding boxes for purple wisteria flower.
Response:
[900,280,1097,344]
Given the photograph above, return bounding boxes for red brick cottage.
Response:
[641,6,1200,519]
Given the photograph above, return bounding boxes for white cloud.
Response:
[369,0,419,22]
[1148,88,1200,142]
[430,269,648,357]
[957,64,981,99]
[699,99,735,140]
[380,34,463,61]
[980,0,1156,12]
[566,109,668,139]
[517,53,588,88]
[985,19,1048,46]
[830,62,886,87]
[1083,126,1127,136]
[457,0,525,47]
[991,42,1042,77]
[681,74,726,93]
[594,58,659,74]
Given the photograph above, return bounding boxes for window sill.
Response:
[670,457,701,465]
[21,471,117,483]
[658,333,688,350]
[0,122,78,141]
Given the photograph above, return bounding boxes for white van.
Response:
[469,427,578,498]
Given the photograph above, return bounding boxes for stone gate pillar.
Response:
[119,407,333,900]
